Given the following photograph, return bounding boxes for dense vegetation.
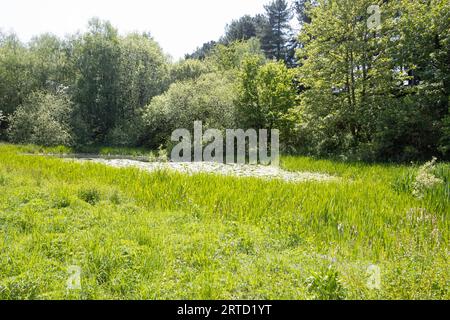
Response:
[0,144,448,299]
[0,0,449,300]
[1,0,449,162]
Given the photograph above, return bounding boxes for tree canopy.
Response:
[1,0,449,162]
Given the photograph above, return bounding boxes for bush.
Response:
[412,158,444,199]
[370,96,445,162]
[142,72,238,148]
[78,187,101,205]
[235,57,297,149]
[0,110,6,140]
[169,59,210,83]
[439,112,450,158]
[7,91,74,146]
[105,116,145,147]
[207,38,265,71]
[306,266,347,300]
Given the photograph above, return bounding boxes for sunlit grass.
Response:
[0,143,448,299]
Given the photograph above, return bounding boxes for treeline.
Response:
[0,0,449,162]
[187,0,299,65]
[0,18,170,147]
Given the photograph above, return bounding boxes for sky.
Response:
[0,0,274,60]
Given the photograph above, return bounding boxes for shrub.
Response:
[142,72,238,148]
[207,38,265,71]
[0,110,6,140]
[412,158,444,199]
[439,113,450,158]
[236,57,297,149]
[52,194,71,209]
[0,173,7,186]
[306,266,347,300]
[7,91,74,146]
[105,116,145,147]
[78,187,101,205]
[169,59,210,83]
[109,189,121,205]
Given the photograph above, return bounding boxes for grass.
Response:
[14,144,155,158]
[0,143,448,299]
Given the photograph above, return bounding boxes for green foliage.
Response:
[28,34,74,92]
[72,19,169,144]
[223,14,268,45]
[262,0,293,61]
[294,0,450,161]
[306,266,347,300]
[207,38,265,71]
[72,19,120,143]
[117,33,170,116]
[7,91,74,146]
[236,57,297,147]
[0,110,6,140]
[0,5,449,161]
[439,109,450,157]
[78,187,101,205]
[0,144,448,299]
[293,0,312,25]
[0,33,36,116]
[169,59,210,83]
[105,117,145,147]
[185,41,217,60]
[142,72,238,148]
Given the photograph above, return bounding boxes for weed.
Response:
[306,266,347,300]
[78,187,101,205]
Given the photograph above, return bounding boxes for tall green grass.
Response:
[0,143,448,299]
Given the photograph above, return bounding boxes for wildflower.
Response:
[412,157,443,198]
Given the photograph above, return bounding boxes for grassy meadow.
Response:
[0,143,448,300]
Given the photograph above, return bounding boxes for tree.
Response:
[8,91,74,146]
[29,34,74,92]
[117,33,170,120]
[73,18,122,143]
[296,0,398,157]
[185,41,217,60]
[223,15,258,44]
[169,59,210,83]
[392,0,450,159]
[0,33,35,117]
[236,56,297,147]
[288,0,313,67]
[71,19,170,145]
[104,33,170,146]
[222,14,270,45]
[295,0,450,161]
[207,38,265,72]
[0,110,5,140]
[262,0,293,61]
[293,0,312,25]
[142,73,238,148]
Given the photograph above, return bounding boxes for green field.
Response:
[0,143,448,300]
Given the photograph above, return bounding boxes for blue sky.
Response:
[0,0,274,60]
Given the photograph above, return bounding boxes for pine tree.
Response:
[262,0,293,61]
[223,15,258,44]
[293,0,312,24]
